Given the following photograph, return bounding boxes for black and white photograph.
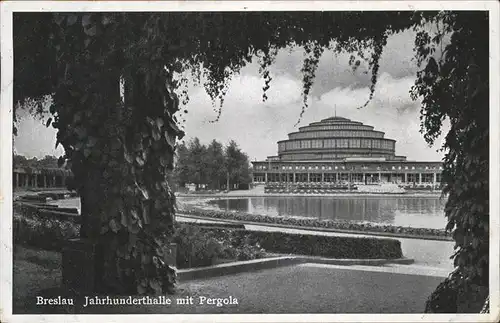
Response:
[0,1,498,322]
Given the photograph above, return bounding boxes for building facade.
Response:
[13,167,73,190]
[251,116,442,190]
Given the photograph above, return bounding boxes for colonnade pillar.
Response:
[419,173,422,184]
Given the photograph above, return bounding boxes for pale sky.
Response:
[14,29,449,162]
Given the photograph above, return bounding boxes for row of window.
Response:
[289,130,384,140]
[253,173,443,183]
[280,153,390,160]
[278,139,395,151]
[299,125,374,132]
[253,164,443,171]
[310,121,362,126]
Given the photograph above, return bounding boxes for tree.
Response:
[172,142,190,188]
[37,155,60,168]
[185,138,208,189]
[224,140,252,190]
[13,11,489,308]
[205,139,226,190]
[172,138,250,191]
[224,140,239,190]
[13,155,30,168]
[13,154,61,169]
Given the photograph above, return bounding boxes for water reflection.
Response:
[208,196,447,229]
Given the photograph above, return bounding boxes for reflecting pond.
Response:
[206,196,447,229]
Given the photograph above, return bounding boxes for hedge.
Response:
[181,207,450,239]
[13,202,264,268]
[197,227,403,259]
[14,200,403,267]
[172,225,265,269]
[15,202,80,223]
[13,211,80,251]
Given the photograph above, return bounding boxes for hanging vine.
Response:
[409,12,489,312]
[258,47,279,102]
[294,41,325,126]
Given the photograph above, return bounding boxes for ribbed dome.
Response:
[277,116,403,161]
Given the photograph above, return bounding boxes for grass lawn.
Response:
[13,245,442,314]
[12,246,264,314]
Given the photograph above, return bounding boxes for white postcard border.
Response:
[1,1,499,322]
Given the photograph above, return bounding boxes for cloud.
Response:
[263,29,421,98]
[317,72,448,161]
[14,111,64,159]
[178,73,304,160]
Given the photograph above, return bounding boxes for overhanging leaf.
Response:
[137,284,147,295]
[142,204,150,224]
[120,211,128,227]
[67,14,78,26]
[82,14,92,28]
[85,25,97,37]
[156,118,164,129]
[109,218,120,233]
[136,155,144,166]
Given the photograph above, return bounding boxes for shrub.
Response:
[172,224,265,268]
[236,244,265,261]
[425,275,460,313]
[15,201,400,268]
[197,227,402,259]
[425,272,489,313]
[13,212,80,251]
[13,203,267,269]
[173,225,223,268]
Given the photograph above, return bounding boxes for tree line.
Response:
[13,154,60,169]
[173,138,252,191]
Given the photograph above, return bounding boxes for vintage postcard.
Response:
[0,1,499,322]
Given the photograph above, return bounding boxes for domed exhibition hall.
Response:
[251,116,443,192]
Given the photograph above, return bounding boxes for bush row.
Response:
[196,227,402,259]
[181,207,450,238]
[13,202,265,269]
[14,200,404,267]
[13,210,80,251]
[173,225,266,269]
[15,202,80,223]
